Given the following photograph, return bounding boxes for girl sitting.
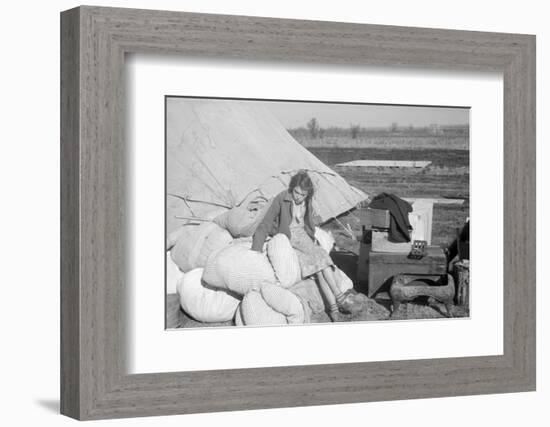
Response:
[252,170,355,321]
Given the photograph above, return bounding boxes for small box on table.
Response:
[365,208,391,229]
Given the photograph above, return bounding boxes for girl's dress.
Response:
[289,200,334,278]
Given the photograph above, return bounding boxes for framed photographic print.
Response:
[61,6,536,420]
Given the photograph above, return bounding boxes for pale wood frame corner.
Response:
[61,5,536,420]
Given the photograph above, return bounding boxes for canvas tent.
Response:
[166,98,367,236]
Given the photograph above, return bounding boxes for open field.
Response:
[289,125,469,150]
[308,146,469,169]
[295,135,469,150]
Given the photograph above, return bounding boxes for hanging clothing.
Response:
[369,193,413,243]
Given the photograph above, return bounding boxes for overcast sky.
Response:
[245,99,469,129]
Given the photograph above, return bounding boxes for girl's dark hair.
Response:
[288,170,315,201]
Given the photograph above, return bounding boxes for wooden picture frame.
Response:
[60,6,536,420]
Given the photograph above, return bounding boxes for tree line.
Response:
[290,118,469,139]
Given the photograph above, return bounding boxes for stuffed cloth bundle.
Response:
[266,234,301,288]
[213,197,272,238]
[289,278,325,315]
[335,267,353,292]
[177,268,240,323]
[234,267,354,326]
[265,231,339,288]
[314,227,335,254]
[170,222,233,273]
[166,252,184,294]
[236,283,308,326]
[202,244,277,295]
[237,291,285,326]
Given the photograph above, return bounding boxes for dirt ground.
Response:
[171,286,470,329]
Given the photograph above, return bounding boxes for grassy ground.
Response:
[308,146,469,168]
[294,135,469,150]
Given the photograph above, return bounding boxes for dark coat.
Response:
[251,190,317,252]
[369,192,413,243]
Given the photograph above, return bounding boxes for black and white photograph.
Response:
[165,97,470,328]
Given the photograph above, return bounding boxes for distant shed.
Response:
[336,160,432,168]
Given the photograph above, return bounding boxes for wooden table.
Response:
[366,246,447,298]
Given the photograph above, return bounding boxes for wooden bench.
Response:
[389,273,455,317]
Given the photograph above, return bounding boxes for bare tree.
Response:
[350,124,361,139]
[307,117,321,139]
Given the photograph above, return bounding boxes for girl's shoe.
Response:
[336,290,358,314]
[328,310,345,322]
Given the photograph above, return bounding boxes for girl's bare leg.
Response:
[316,271,336,307]
[322,266,355,314]
[321,266,341,297]
[316,272,342,321]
